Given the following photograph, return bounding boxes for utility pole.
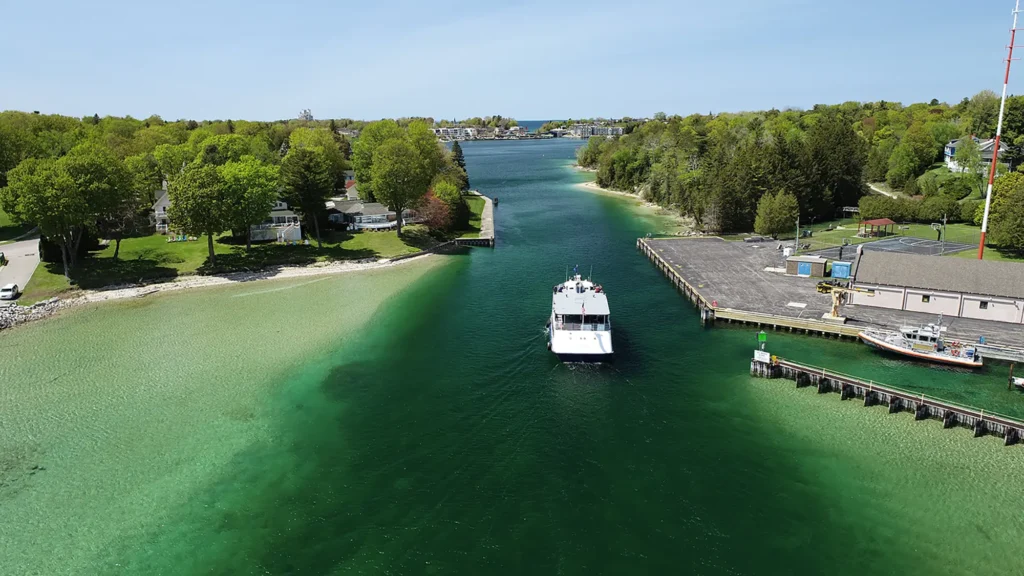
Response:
[794,216,800,254]
[979,0,1020,259]
[942,213,947,255]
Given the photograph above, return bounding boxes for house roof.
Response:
[344,180,357,189]
[861,218,896,226]
[326,200,393,216]
[152,190,169,210]
[946,137,1009,153]
[852,249,1024,299]
[787,255,828,264]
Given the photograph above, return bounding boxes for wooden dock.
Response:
[751,354,1024,446]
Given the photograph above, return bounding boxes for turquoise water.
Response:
[2,139,1023,574]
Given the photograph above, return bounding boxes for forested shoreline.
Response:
[575,93,1024,251]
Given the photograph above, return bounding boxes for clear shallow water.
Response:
[2,139,1023,574]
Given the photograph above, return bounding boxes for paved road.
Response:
[867,182,900,199]
[0,238,40,302]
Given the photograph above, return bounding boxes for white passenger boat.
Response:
[548,268,613,362]
[858,316,982,368]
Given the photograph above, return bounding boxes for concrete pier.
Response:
[455,192,495,247]
[751,355,1024,446]
[637,237,1024,357]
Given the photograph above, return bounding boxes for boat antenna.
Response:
[565,265,568,282]
[589,265,593,281]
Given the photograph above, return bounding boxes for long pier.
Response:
[637,237,859,337]
[637,237,1024,359]
[752,355,1024,446]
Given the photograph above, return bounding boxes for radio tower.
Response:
[978,0,1021,259]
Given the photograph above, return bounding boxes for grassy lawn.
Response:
[460,195,486,238]
[950,246,1024,263]
[719,219,984,253]
[19,225,437,304]
[0,206,33,244]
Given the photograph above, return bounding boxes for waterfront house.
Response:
[849,248,1024,324]
[152,190,171,233]
[326,199,396,230]
[943,137,1008,172]
[153,192,302,242]
[250,200,302,242]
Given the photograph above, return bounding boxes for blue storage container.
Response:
[831,261,852,279]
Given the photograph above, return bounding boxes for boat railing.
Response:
[558,322,610,332]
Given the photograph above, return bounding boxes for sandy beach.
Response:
[573,179,695,235]
[0,254,435,331]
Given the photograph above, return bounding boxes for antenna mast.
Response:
[979,0,1020,259]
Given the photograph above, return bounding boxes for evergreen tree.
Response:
[450,140,469,190]
[281,147,332,247]
[451,140,466,171]
[91,113,100,125]
[226,119,235,134]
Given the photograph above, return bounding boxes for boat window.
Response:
[921,295,930,303]
[980,301,989,310]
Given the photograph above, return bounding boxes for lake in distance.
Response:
[2,138,1023,575]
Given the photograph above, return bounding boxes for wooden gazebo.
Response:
[859,218,896,238]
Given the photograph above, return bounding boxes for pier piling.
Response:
[751,355,1024,446]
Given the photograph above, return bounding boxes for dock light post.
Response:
[979,0,1020,259]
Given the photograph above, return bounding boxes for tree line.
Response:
[0,111,470,279]
[575,94,1024,252]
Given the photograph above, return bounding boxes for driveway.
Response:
[0,238,41,303]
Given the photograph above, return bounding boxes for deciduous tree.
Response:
[220,157,280,250]
[352,120,403,202]
[168,164,228,265]
[371,139,431,236]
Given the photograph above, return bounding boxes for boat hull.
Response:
[555,352,614,363]
[859,332,982,368]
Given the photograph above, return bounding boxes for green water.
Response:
[2,139,1024,575]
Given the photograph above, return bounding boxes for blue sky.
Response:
[0,0,1018,121]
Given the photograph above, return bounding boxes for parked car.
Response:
[0,283,19,300]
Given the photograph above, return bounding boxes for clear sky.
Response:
[1,0,1018,121]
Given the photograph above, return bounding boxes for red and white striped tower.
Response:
[979,0,1021,259]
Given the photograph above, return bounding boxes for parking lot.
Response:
[810,237,975,260]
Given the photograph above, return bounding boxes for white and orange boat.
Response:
[858,316,983,368]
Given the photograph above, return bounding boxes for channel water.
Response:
[1,139,1022,575]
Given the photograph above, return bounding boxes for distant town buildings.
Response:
[432,125,532,141]
[569,124,624,138]
[432,127,478,141]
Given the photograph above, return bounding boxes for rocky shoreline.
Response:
[0,254,434,332]
[0,298,67,331]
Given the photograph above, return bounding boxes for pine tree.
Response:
[451,140,467,171]
[226,119,235,134]
[91,113,100,125]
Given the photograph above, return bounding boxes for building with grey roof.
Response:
[326,199,397,230]
[849,247,1024,324]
